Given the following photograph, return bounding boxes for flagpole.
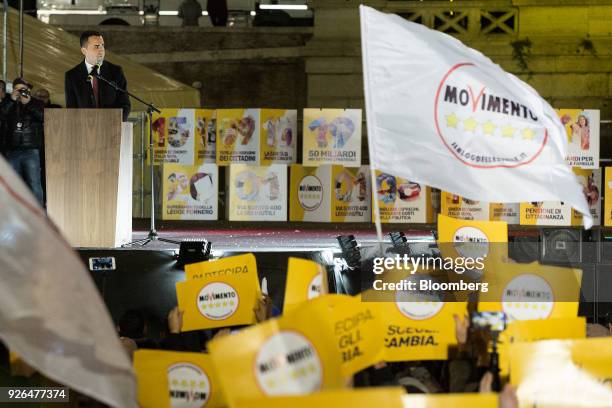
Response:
[359,5,385,250]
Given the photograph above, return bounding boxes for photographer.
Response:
[0,78,45,205]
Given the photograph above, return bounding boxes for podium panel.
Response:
[45,109,132,247]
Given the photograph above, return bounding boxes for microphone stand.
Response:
[92,69,181,247]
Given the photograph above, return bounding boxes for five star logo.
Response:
[501,124,517,138]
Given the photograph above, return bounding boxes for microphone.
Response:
[87,64,101,82]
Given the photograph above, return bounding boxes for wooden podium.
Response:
[45,109,132,248]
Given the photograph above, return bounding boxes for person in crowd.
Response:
[178,0,203,27]
[0,80,7,154]
[0,78,45,205]
[117,309,159,349]
[33,88,62,109]
[65,31,131,121]
[207,0,228,27]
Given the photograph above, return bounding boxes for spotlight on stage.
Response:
[176,240,212,268]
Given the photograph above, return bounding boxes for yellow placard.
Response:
[402,393,498,407]
[177,254,260,330]
[283,258,328,315]
[330,165,371,222]
[478,260,581,321]
[150,108,197,165]
[509,338,612,407]
[162,163,218,220]
[134,349,226,408]
[302,108,362,167]
[367,284,467,361]
[606,168,612,227]
[290,294,385,378]
[195,109,216,164]
[441,191,489,220]
[260,109,297,165]
[373,170,433,223]
[234,388,405,408]
[497,317,586,376]
[227,164,288,221]
[207,304,345,405]
[216,109,261,165]
[437,214,508,262]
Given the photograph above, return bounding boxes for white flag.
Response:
[360,5,592,228]
[0,158,137,407]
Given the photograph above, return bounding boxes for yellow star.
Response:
[223,302,228,307]
[190,380,196,387]
[172,380,179,386]
[215,302,221,308]
[308,364,317,373]
[522,127,536,140]
[181,380,188,387]
[230,301,235,306]
[463,117,478,132]
[446,113,460,129]
[201,304,207,310]
[482,121,496,135]
[501,124,516,138]
[199,381,206,388]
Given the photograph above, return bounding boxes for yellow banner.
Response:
[227,164,288,221]
[134,349,226,408]
[283,258,328,315]
[302,108,362,167]
[509,338,612,407]
[437,214,508,262]
[478,260,581,321]
[177,254,260,330]
[207,302,345,405]
[606,168,612,227]
[162,163,218,220]
[402,393,498,407]
[260,109,297,165]
[234,388,405,408]
[216,109,261,165]
[373,170,433,223]
[150,108,197,165]
[195,109,216,164]
[441,191,489,221]
[330,165,371,222]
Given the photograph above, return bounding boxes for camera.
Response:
[18,88,30,98]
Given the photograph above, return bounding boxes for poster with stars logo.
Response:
[134,349,226,408]
[177,254,261,330]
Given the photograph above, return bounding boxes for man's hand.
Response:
[11,88,20,101]
[454,314,469,345]
[254,295,273,323]
[167,306,184,334]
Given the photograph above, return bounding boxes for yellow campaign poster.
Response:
[177,254,261,330]
[195,109,216,164]
[260,109,297,165]
[520,167,601,227]
[478,260,581,321]
[134,349,226,408]
[509,338,612,407]
[207,309,345,405]
[489,202,520,224]
[289,164,333,222]
[606,168,612,226]
[441,191,490,220]
[151,108,197,165]
[290,295,385,378]
[216,109,260,165]
[302,108,362,167]
[497,317,586,376]
[330,165,371,222]
[402,393,498,407]
[283,257,328,315]
[234,388,405,408]
[373,170,433,223]
[227,164,288,221]
[557,109,600,169]
[437,214,508,262]
[162,163,218,220]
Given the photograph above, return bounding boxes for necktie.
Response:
[91,70,99,108]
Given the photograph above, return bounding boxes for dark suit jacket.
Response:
[65,60,131,121]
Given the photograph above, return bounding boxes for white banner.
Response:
[360,6,591,228]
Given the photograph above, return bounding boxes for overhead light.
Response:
[37,9,107,15]
[250,10,256,16]
[259,4,308,10]
[158,10,178,15]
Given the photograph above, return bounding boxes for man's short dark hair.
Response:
[80,30,103,48]
[118,309,146,339]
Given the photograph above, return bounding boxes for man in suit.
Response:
[65,31,131,121]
